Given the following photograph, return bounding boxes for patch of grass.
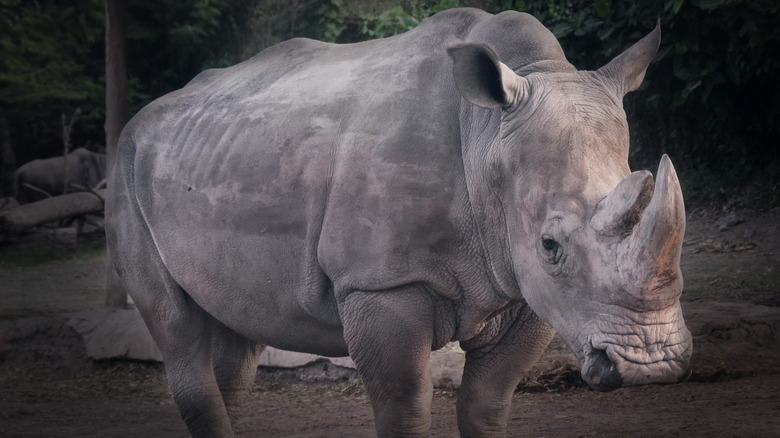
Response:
[335,378,366,397]
[0,231,106,268]
[516,361,587,393]
[251,378,367,399]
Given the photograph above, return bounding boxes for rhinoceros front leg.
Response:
[457,303,555,437]
[339,287,437,437]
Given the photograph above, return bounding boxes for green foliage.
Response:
[0,232,106,267]
[235,1,349,57]
[358,0,460,40]
[309,0,460,43]
[2,0,777,207]
[0,0,260,168]
[318,0,347,42]
[126,0,258,112]
[484,0,780,207]
[0,0,105,165]
[0,0,103,104]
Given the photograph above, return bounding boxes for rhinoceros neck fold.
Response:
[457,104,525,301]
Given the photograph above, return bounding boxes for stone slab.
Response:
[66,306,466,388]
[69,307,162,361]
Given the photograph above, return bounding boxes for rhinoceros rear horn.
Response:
[592,170,654,236]
[447,41,529,109]
[596,20,661,96]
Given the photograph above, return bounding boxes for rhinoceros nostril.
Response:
[583,348,623,392]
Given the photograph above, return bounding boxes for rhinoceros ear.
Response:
[596,20,661,96]
[447,42,528,109]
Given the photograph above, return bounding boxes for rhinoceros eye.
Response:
[540,235,563,264]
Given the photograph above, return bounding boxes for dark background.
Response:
[1,0,777,207]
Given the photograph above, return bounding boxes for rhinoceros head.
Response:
[449,22,692,390]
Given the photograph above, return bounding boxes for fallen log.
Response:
[0,188,106,237]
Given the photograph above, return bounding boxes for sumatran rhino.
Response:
[107,8,692,437]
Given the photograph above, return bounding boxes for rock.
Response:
[68,308,162,361]
[66,307,467,388]
[256,359,359,383]
[257,348,347,368]
[716,212,746,231]
[430,348,465,389]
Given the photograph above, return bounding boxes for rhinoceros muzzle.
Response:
[579,155,693,391]
[582,338,693,392]
[583,346,692,392]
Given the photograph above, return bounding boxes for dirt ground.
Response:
[1,207,779,437]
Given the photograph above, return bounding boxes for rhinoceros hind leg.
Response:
[124,273,237,436]
[161,299,237,437]
[110,217,235,435]
[211,320,265,425]
[339,287,436,438]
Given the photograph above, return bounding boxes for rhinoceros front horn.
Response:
[617,155,686,301]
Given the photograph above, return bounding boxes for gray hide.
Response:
[108,8,692,438]
[14,148,106,204]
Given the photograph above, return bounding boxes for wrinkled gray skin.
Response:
[108,8,692,438]
[14,148,106,204]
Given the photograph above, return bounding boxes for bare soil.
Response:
[1,208,779,437]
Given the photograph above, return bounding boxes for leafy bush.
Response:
[0,0,105,166]
[2,0,776,206]
[486,0,780,206]
[308,0,780,206]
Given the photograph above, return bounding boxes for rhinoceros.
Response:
[14,147,106,204]
[107,8,692,437]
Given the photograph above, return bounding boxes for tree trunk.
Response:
[0,107,15,198]
[61,108,81,196]
[0,189,106,237]
[105,0,129,308]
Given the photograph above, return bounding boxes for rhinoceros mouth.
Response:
[580,330,692,390]
[570,299,693,386]
[581,345,692,391]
